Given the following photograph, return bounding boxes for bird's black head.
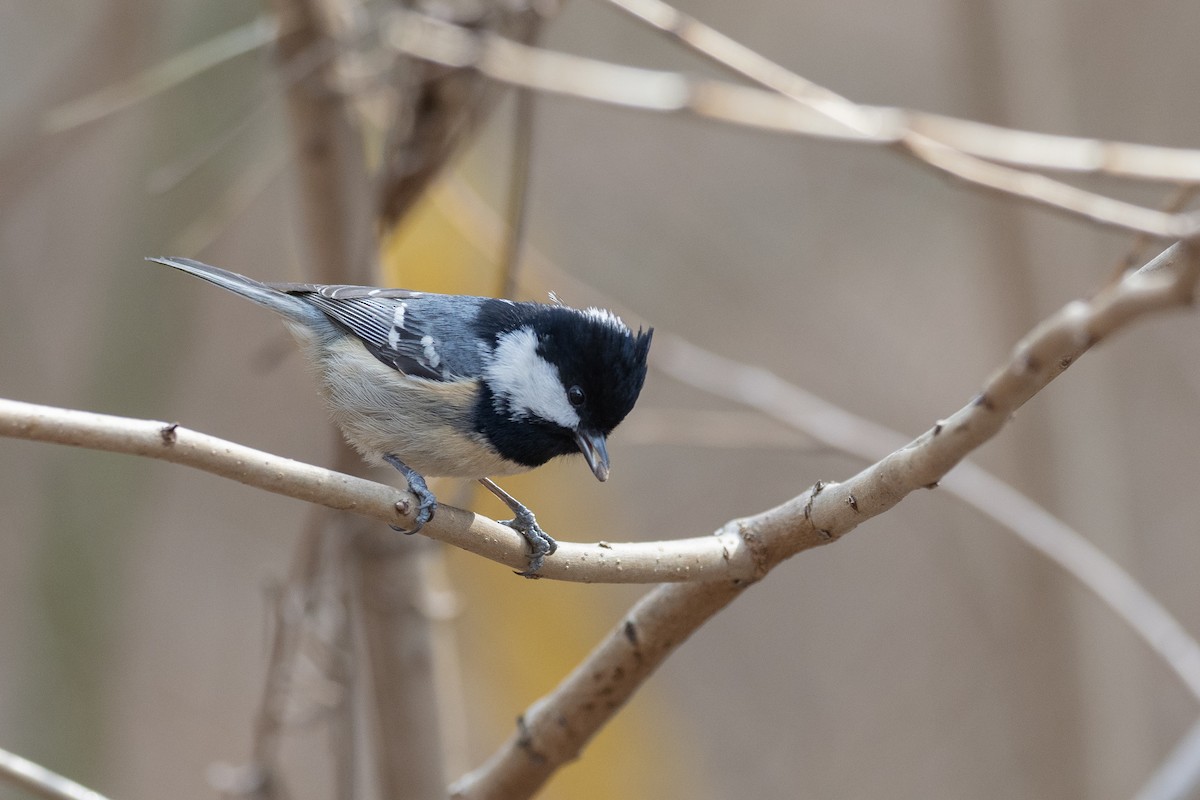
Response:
[475,301,653,480]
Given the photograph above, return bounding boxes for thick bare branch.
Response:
[5,243,1196,589]
[3,246,1196,796]
[442,176,1200,707]
[652,339,1200,704]
[450,243,1199,797]
[0,397,748,581]
[450,580,742,798]
[264,2,455,796]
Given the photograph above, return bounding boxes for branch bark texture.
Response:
[4,243,1192,797]
[2,245,1195,587]
[449,243,1198,797]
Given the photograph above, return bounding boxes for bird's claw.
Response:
[499,507,558,577]
[383,454,437,535]
[389,491,436,534]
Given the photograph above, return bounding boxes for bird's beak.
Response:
[574,429,610,482]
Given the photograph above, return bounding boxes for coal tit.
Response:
[149,257,653,574]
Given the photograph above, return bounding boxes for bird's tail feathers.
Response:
[147,257,317,325]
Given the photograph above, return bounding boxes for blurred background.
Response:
[3,1,1200,798]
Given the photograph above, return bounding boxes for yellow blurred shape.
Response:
[380,187,496,295]
[380,178,698,799]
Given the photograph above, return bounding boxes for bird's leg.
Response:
[383,454,437,534]
[478,478,558,576]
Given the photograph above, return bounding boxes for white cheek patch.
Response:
[486,327,579,429]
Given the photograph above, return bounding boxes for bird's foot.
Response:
[479,478,558,577]
[383,454,436,534]
[499,506,558,577]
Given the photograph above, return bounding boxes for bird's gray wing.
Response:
[270,283,484,381]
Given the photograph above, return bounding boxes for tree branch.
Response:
[3,243,1197,590]
[5,238,1188,793]
[439,173,1200,710]
[0,396,747,581]
[375,0,553,230]
[383,9,1200,239]
[651,339,1200,704]
[598,0,1200,182]
[449,243,1199,797]
[0,745,113,800]
[265,0,372,284]
[1134,717,1200,800]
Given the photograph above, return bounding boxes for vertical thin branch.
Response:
[241,511,360,800]
[375,1,554,233]
[325,529,359,800]
[245,537,317,800]
[498,87,536,298]
[261,2,564,795]
[264,0,372,283]
[497,18,543,299]
[262,2,448,797]
[261,0,375,789]
[353,529,449,799]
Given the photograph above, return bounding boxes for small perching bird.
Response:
[148,257,653,574]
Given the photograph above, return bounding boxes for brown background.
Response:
[3,1,1200,798]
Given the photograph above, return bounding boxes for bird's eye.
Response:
[567,385,586,407]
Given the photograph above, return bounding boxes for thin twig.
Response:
[498,86,537,299]
[1133,717,1200,800]
[43,16,279,133]
[1110,185,1200,281]
[597,0,1200,190]
[0,745,113,800]
[651,336,1200,704]
[618,408,821,450]
[384,9,1200,240]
